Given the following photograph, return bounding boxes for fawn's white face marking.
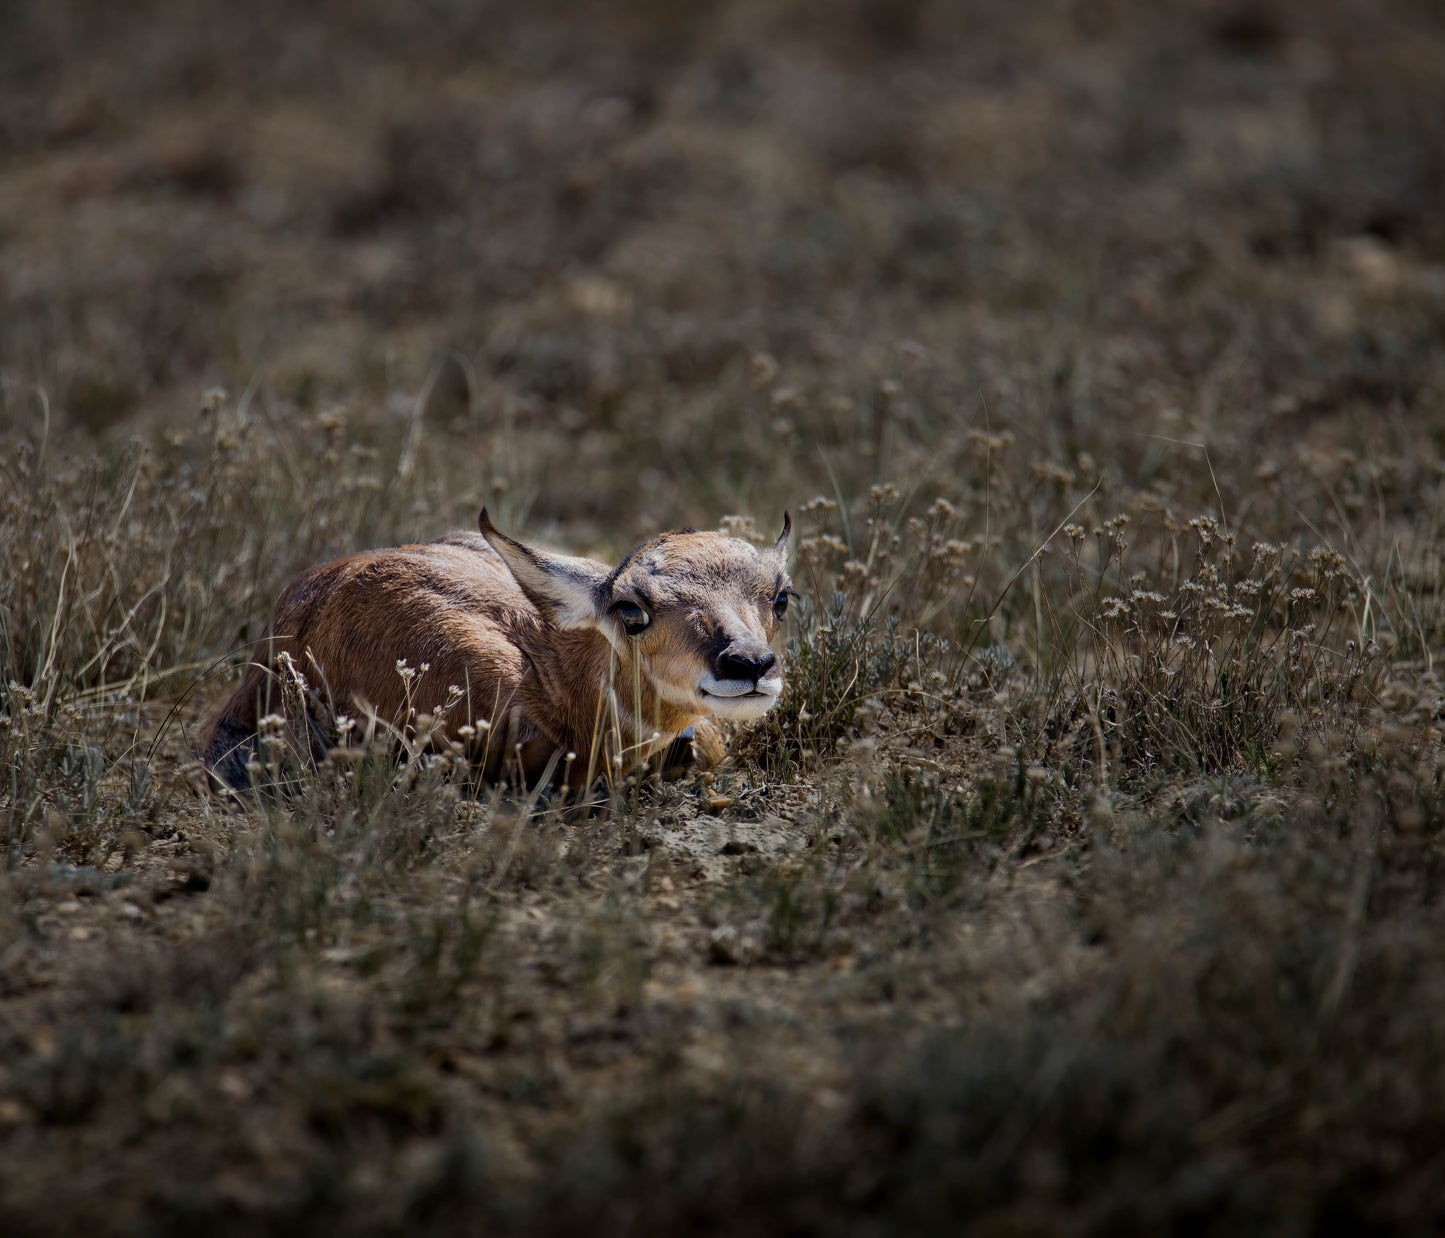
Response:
[482,513,794,722]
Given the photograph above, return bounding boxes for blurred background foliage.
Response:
[3,0,1443,537]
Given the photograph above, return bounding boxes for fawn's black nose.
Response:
[716,641,777,684]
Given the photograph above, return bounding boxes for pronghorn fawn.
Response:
[202,510,794,793]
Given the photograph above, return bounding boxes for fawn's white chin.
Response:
[699,675,781,720]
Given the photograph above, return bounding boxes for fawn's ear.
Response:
[479,509,608,629]
[768,512,792,561]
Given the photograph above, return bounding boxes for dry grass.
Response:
[4,0,1445,1233]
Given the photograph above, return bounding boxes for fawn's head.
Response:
[480,510,794,721]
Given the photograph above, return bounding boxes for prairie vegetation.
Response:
[3,1,1445,1232]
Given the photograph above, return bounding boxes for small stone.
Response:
[55,899,81,914]
[707,926,757,965]
[708,926,743,964]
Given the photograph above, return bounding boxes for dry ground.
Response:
[4,1,1445,1233]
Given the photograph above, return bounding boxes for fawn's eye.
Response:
[615,602,651,636]
[773,590,792,621]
